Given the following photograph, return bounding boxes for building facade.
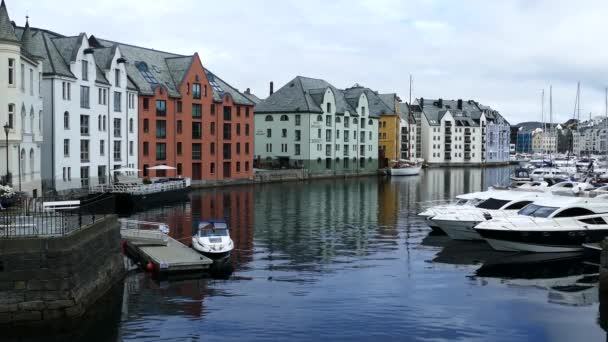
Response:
[0,3,43,196]
[254,77,380,175]
[399,102,417,160]
[377,93,400,167]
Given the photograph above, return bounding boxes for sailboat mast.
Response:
[408,74,412,160]
[550,85,553,160]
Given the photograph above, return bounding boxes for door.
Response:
[192,163,202,180]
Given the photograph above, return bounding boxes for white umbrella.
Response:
[112,167,141,173]
[147,165,177,170]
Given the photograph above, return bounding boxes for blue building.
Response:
[516,131,533,153]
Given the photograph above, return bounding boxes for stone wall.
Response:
[0,215,125,326]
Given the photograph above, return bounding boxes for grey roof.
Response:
[205,70,255,106]
[243,89,263,104]
[255,76,387,118]
[165,56,193,87]
[51,34,84,64]
[15,26,75,78]
[0,0,18,43]
[415,98,508,127]
[398,103,416,124]
[20,21,43,60]
[378,93,398,113]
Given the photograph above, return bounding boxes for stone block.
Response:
[13,281,26,290]
[0,312,11,324]
[11,310,41,322]
[45,300,74,310]
[18,300,45,311]
[0,304,18,313]
[0,292,24,305]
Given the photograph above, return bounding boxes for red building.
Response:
[94,38,255,181]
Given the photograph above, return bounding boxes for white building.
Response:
[15,24,139,192]
[0,4,43,197]
[411,98,510,165]
[254,77,381,175]
[398,102,417,160]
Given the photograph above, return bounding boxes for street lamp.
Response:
[3,123,9,186]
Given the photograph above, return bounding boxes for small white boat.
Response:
[192,220,234,258]
[388,159,422,176]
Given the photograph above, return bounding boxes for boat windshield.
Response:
[199,227,229,237]
[455,199,468,205]
[518,204,559,218]
[476,198,510,210]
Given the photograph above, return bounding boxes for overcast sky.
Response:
[10,0,608,124]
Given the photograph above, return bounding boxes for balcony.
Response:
[464,153,471,160]
[445,128,452,135]
[445,137,452,143]
[465,137,471,143]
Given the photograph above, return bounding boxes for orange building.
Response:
[94,38,255,181]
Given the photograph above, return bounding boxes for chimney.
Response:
[269,81,274,96]
[438,98,443,107]
[245,88,251,95]
[457,99,463,110]
[420,98,424,108]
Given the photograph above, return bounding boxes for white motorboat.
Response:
[388,159,422,176]
[474,195,608,253]
[430,191,546,241]
[529,168,570,182]
[192,220,234,258]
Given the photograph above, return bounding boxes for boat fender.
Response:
[121,240,127,251]
[146,262,155,272]
[483,212,492,220]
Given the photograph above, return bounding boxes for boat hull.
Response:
[432,219,483,241]
[476,228,608,253]
[115,187,189,213]
[389,166,421,176]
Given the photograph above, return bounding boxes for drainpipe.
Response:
[51,79,56,191]
[18,143,21,192]
[107,87,111,185]
[126,91,129,173]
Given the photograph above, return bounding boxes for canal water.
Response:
[43,167,608,341]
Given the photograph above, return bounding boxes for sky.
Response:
[8,0,608,124]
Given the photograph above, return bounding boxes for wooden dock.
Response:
[121,229,212,274]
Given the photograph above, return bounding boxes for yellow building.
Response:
[378,94,401,168]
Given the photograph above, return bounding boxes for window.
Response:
[128,93,135,109]
[129,141,134,156]
[318,128,321,138]
[143,98,149,110]
[177,142,182,155]
[80,86,90,108]
[115,69,120,87]
[114,141,122,161]
[156,120,166,138]
[80,140,89,162]
[204,85,208,97]
[518,204,559,218]
[80,166,89,187]
[177,120,183,134]
[192,104,202,118]
[143,142,149,156]
[327,103,331,113]
[177,163,183,175]
[326,116,332,126]
[20,64,24,92]
[295,144,301,155]
[282,129,287,138]
[237,106,241,117]
[295,130,301,141]
[177,101,182,113]
[113,118,121,137]
[236,142,241,154]
[224,107,232,121]
[236,123,241,136]
[554,207,596,218]
[143,164,149,177]
[82,60,89,81]
[295,114,301,126]
[29,69,33,95]
[80,115,89,135]
[505,201,533,210]
[326,129,331,142]
[210,162,215,174]
[210,142,215,155]
[245,142,250,154]
[280,115,289,121]
[63,111,70,129]
[245,124,250,136]
[236,161,241,172]
[211,122,216,135]
[63,139,70,157]
[8,58,15,86]
[265,115,273,122]
[7,104,14,128]
[98,115,102,131]
[476,198,511,210]
[192,143,202,160]
[129,118,134,133]
[143,119,149,133]
[113,92,122,112]
[100,140,105,156]
[223,123,231,140]
[192,122,202,139]
[223,143,231,159]
[155,100,166,116]
[211,104,215,116]
[266,143,272,152]
[98,166,106,185]
[155,143,166,160]
[193,83,201,99]
[344,117,349,128]
[267,128,272,138]
[245,161,250,171]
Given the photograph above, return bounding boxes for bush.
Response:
[0,184,15,199]
[143,178,152,185]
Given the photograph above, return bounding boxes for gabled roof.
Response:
[165,55,193,87]
[205,70,255,106]
[243,89,263,104]
[15,26,75,78]
[0,0,18,43]
[51,33,85,64]
[378,93,398,113]
[398,103,416,124]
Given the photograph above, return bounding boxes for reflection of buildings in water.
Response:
[253,178,382,263]
[548,284,598,307]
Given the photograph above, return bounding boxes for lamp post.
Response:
[3,123,9,186]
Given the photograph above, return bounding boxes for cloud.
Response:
[9,0,608,124]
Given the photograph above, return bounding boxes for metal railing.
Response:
[92,178,188,195]
[0,194,115,238]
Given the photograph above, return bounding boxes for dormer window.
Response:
[82,60,88,81]
[136,62,158,84]
[361,106,366,116]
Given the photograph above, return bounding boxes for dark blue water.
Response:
[56,167,608,341]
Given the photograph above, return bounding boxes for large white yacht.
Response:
[430,191,547,241]
[474,196,608,252]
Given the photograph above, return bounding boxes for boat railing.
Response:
[93,179,187,195]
